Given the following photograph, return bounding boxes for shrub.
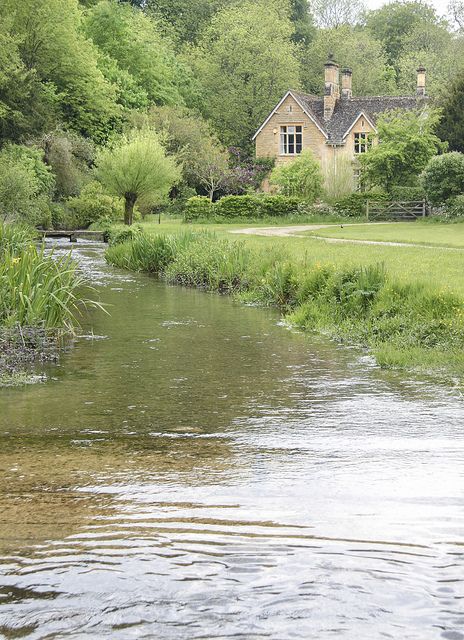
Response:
[421,152,464,205]
[332,192,387,217]
[270,150,323,202]
[0,146,53,225]
[66,182,123,229]
[257,195,301,217]
[445,194,464,219]
[184,196,214,222]
[215,195,259,218]
[107,225,144,246]
[388,185,426,201]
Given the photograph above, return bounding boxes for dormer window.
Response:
[354,132,369,154]
[280,125,302,155]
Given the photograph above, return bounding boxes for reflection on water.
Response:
[0,240,463,639]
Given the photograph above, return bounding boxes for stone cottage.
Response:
[253,56,428,185]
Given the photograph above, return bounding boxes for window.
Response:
[280,125,302,155]
[354,132,369,154]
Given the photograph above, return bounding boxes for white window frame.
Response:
[280,125,303,155]
[354,132,370,154]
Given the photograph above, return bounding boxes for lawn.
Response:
[140,217,464,297]
[305,220,464,248]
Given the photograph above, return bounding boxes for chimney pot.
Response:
[324,54,340,121]
[341,67,353,99]
[416,65,426,96]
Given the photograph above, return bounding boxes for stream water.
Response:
[0,240,463,640]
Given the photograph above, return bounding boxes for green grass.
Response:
[137,217,464,298]
[106,227,464,381]
[305,221,464,248]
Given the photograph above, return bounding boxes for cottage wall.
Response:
[255,95,327,167]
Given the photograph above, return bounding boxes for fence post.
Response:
[422,199,426,217]
[366,200,370,221]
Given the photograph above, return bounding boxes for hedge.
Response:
[184,194,303,221]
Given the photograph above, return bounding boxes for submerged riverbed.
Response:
[0,240,463,639]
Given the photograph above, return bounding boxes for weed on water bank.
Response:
[0,223,103,385]
[105,230,464,380]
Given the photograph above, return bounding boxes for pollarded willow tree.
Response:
[96,130,180,225]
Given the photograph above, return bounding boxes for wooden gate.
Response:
[366,200,428,221]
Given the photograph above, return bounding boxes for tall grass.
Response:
[105,230,464,378]
[0,223,100,333]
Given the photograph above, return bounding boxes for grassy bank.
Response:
[0,224,98,385]
[106,229,464,381]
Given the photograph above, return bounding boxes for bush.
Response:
[388,185,426,201]
[184,196,214,222]
[270,150,323,202]
[332,192,387,217]
[445,194,464,219]
[257,195,301,217]
[422,152,464,205]
[215,195,260,218]
[66,181,123,229]
[107,225,144,246]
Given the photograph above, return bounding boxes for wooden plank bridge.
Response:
[40,230,107,243]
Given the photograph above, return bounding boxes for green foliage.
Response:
[0,224,37,253]
[2,0,120,142]
[84,1,198,109]
[214,195,260,219]
[437,71,464,152]
[332,192,387,217]
[445,194,464,219]
[66,182,123,229]
[388,185,426,201]
[422,152,464,205]
[365,1,442,71]
[301,26,396,96]
[360,108,445,192]
[184,196,214,222]
[146,0,229,44]
[96,129,180,224]
[0,145,53,224]
[107,224,144,246]
[140,105,227,193]
[38,130,96,200]
[0,230,93,331]
[193,0,300,150]
[270,151,323,202]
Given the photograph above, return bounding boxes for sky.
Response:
[365,0,450,16]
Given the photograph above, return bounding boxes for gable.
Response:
[252,91,328,141]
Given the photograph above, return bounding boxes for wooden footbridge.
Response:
[40,230,107,243]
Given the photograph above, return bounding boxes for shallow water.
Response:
[0,240,463,640]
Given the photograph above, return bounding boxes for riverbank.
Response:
[0,224,99,386]
[105,227,464,382]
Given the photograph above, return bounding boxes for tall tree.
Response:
[365,1,442,72]
[312,0,365,29]
[2,0,119,142]
[84,1,198,109]
[448,0,464,30]
[301,26,396,96]
[359,108,445,191]
[146,0,230,44]
[436,71,464,152]
[290,0,316,45]
[193,0,300,151]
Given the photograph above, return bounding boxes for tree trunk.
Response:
[124,194,136,225]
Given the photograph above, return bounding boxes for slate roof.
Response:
[256,90,429,145]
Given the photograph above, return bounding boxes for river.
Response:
[0,240,463,640]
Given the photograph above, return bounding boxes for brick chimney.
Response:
[324,54,340,121]
[341,67,352,99]
[416,65,426,96]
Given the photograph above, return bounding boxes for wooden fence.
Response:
[366,200,428,221]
